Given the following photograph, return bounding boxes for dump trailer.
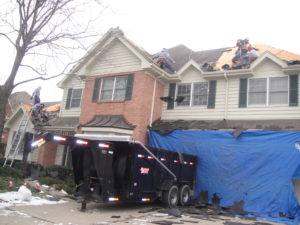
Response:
[32,133,197,209]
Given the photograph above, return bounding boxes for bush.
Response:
[0,167,22,178]
[38,176,75,194]
[46,165,73,180]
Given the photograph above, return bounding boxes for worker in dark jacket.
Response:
[153,48,176,73]
[31,86,41,105]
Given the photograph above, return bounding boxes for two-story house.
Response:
[4,27,300,166]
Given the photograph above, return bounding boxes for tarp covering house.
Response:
[148,130,300,217]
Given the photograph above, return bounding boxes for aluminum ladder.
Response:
[3,113,31,167]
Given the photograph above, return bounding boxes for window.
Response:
[269,77,288,104]
[176,82,209,107]
[70,89,82,108]
[248,78,267,105]
[193,82,208,106]
[100,76,128,101]
[248,77,288,106]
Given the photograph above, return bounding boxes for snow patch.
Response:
[0,191,67,208]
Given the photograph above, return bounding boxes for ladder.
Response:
[3,113,31,167]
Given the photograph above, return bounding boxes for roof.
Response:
[45,116,79,128]
[8,91,31,113]
[215,44,300,70]
[151,119,300,135]
[81,115,135,130]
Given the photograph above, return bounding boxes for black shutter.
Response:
[239,78,248,108]
[125,74,134,100]
[167,83,176,110]
[65,88,73,109]
[207,80,217,109]
[289,74,298,106]
[92,78,101,102]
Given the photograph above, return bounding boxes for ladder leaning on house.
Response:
[3,113,31,167]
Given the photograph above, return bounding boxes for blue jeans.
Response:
[160,62,176,73]
[34,95,40,105]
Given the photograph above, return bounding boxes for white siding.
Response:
[162,67,226,120]
[5,111,36,162]
[87,39,142,76]
[59,77,85,117]
[226,59,300,120]
[55,145,64,165]
[161,60,300,121]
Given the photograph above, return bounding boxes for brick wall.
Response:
[80,70,164,144]
[37,142,57,167]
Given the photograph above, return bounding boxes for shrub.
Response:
[0,167,22,178]
[38,176,75,194]
[46,165,73,180]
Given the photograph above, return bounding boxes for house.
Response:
[4,27,300,164]
[1,92,31,157]
[4,102,60,166]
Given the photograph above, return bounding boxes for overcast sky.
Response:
[2,0,300,102]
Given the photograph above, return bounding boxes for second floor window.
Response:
[177,82,209,107]
[70,89,82,108]
[100,76,127,101]
[248,76,288,106]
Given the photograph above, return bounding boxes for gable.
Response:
[86,39,142,76]
[181,66,204,82]
[253,58,283,74]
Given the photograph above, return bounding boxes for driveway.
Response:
[0,197,283,225]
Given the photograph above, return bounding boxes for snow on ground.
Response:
[0,191,67,208]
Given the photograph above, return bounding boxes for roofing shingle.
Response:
[82,115,135,130]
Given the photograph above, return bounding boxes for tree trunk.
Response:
[0,86,10,147]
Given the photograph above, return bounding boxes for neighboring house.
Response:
[5,27,300,167]
[1,92,31,157]
[4,102,61,167]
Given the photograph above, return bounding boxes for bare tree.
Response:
[0,0,108,141]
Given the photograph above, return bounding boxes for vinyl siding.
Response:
[161,60,300,121]
[55,145,64,165]
[162,67,226,120]
[226,59,300,120]
[87,39,142,76]
[59,77,85,117]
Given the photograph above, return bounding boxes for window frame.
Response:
[70,88,83,109]
[175,81,209,108]
[247,76,289,107]
[99,75,128,101]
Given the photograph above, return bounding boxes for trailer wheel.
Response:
[163,185,179,208]
[179,184,191,206]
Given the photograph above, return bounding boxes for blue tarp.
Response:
[148,130,300,218]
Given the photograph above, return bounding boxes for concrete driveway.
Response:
[0,197,283,225]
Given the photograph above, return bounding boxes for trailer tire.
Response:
[179,184,191,206]
[162,185,179,208]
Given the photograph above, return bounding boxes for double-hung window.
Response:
[100,76,128,101]
[248,76,288,106]
[176,82,209,107]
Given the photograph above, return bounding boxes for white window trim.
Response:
[175,82,209,108]
[247,76,289,107]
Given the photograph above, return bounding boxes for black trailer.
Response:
[32,133,197,209]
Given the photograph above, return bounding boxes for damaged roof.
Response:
[151,119,300,135]
[82,115,135,130]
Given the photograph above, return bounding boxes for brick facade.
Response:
[80,70,164,144]
[37,142,57,167]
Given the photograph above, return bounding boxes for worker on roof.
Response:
[232,38,251,69]
[152,48,176,73]
[247,45,259,66]
[31,86,41,105]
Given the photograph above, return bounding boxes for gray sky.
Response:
[2,0,300,102]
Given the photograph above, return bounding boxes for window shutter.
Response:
[207,80,216,109]
[92,78,101,102]
[239,78,248,108]
[65,88,73,109]
[167,83,176,110]
[289,74,298,106]
[125,74,134,100]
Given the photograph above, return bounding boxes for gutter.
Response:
[224,72,229,119]
[149,78,157,127]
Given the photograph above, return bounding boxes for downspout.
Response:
[149,78,157,127]
[224,72,229,119]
